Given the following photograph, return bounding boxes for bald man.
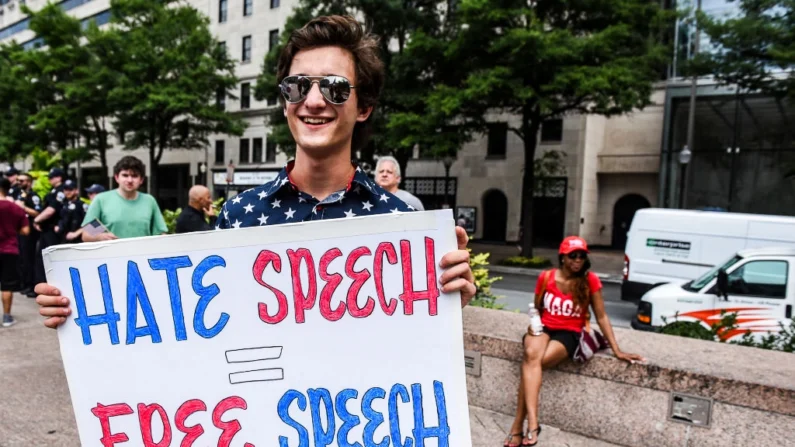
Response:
[175,185,217,234]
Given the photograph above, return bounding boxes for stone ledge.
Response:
[463,306,795,417]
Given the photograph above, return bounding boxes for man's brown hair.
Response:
[277,15,385,152]
[114,155,146,177]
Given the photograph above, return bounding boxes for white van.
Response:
[621,209,795,301]
[632,247,794,342]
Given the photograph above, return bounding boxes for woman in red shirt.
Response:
[503,236,643,446]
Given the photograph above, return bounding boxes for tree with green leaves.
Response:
[19,4,121,181]
[254,0,460,177]
[108,0,246,197]
[18,3,93,170]
[690,0,794,99]
[0,42,40,164]
[421,0,672,256]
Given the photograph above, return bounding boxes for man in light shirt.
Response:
[374,155,424,211]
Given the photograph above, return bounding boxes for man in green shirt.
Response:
[81,156,167,241]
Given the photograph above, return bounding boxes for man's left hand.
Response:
[440,226,476,308]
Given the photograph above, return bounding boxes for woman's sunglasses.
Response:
[567,251,588,260]
[279,75,356,105]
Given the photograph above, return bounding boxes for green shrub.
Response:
[501,256,552,269]
[468,251,505,309]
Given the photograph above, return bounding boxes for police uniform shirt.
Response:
[59,198,87,237]
[19,189,43,223]
[8,182,21,201]
[41,184,66,231]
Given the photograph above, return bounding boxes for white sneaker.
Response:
[2,314,16,327]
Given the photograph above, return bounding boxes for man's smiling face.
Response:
[284,46,372,158]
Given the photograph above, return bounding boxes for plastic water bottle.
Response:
[528,303,543,336]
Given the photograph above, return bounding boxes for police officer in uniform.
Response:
[4,167,21,201]
[56,180,86,245]
[32,168,66,285]
[14,173,42,297]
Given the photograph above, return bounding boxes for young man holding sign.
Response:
[36,15,475,325]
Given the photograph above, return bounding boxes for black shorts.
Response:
[544,328,580,359]
[0,253,22,292]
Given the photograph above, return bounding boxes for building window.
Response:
[215,140,225,164]
[216,88,226,110]
[218,0,227,23]
[243,0,253,16]
[117,130,125,145]
[266,139,277,162]
[242,35,252,62]
[240,83,250,110]
[486,122,507,158]
[270,0,279,9]
[269,29,279,51]
[252,138,263,163]
[541,118,563,143]
[218,41,226,56]
[240,138,250,164]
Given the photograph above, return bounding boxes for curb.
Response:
[487,265,624,285]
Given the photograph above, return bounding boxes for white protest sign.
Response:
[43,209,472,447]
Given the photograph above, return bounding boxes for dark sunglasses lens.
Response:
[320,76,351,104]
[281,76,309,103]
[568,252,586,260]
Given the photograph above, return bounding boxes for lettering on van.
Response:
[646,239,691,251]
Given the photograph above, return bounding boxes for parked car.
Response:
[632,247,794,342]
[621,209,795,301]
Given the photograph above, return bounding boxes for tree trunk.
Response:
[395,150,410,189]
[519,120,542,258]
[148,142,158,199]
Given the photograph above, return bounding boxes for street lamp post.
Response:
[678,145,692,209]
[442,155,454,209]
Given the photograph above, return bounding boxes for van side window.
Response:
[727,261,788,299]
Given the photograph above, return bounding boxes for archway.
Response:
[612,194,651,249]
[482,189,508,242]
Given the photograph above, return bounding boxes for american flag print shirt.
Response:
[216,161,415,230]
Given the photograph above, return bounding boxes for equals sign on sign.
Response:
[225,346,285,385]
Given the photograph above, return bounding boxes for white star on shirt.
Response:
[356,166,362,172]
[280,177,290,186]
[380,193,389,203]
[232,219,242,229]
[223,209,229,219]
[257,190,268,200]
[338,192,345,202]
[257,213,268,225]
[362,201,373,211]
[298,196,307,203]
[243,203,254,214]
[344,209,356,218]
[271,199,281,208]
[390,208,400,213]
[231,196,242,205]
[353,185,362,194]
[285,208,296,219]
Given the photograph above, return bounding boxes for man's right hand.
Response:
[35,283,71,329]
[96,232,118,241]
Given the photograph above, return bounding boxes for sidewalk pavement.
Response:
[470,242,625,284]
[0,294,621,447]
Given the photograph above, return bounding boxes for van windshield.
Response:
[684,255,742,292]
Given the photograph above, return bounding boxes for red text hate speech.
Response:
[253,237,440,324]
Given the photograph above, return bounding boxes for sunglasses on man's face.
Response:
[567,251,588,260]
[279,75,356,105]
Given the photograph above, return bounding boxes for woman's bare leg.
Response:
[522,340,569,443]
